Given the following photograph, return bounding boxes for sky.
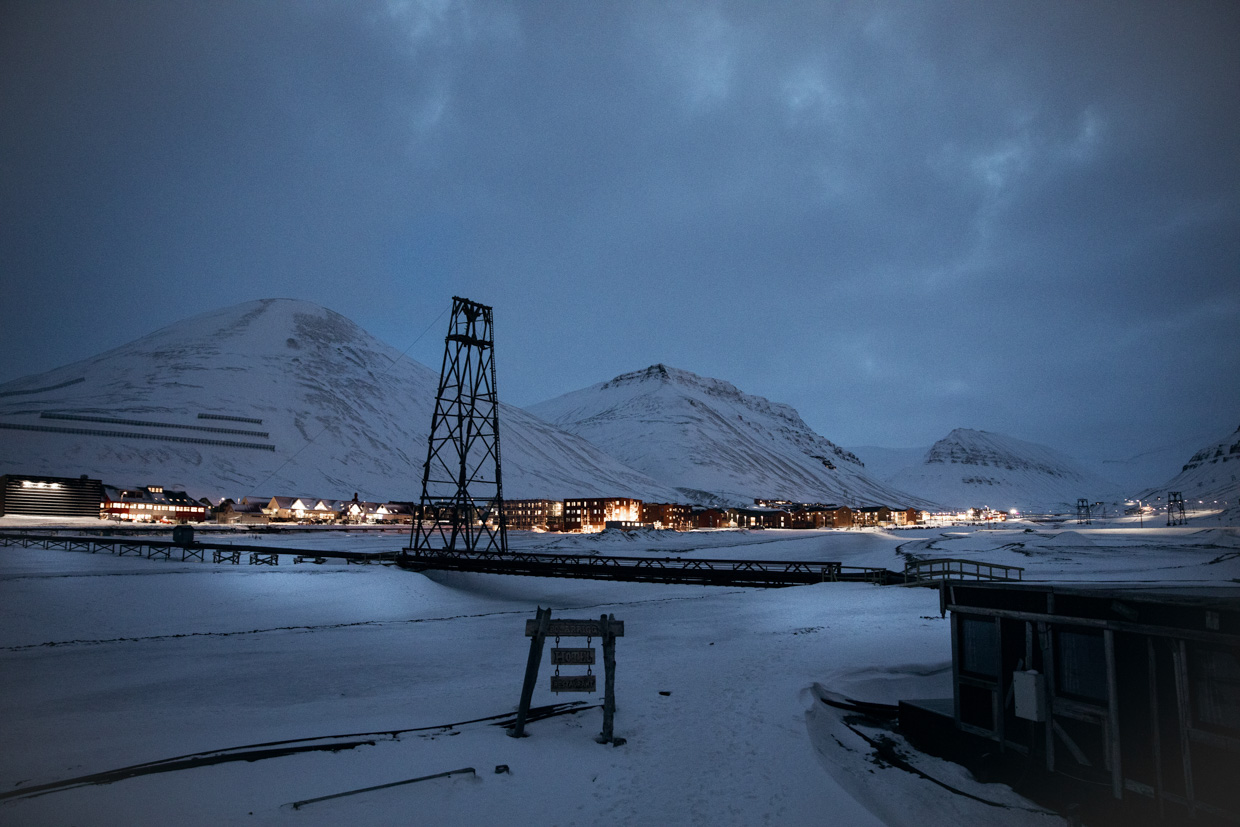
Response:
[2,1,1238,467]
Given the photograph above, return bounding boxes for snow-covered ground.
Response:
[2,523,1238,825]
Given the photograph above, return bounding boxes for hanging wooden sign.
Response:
[551,647,596,666]
[550,674,596,693]
[510,607,624,744]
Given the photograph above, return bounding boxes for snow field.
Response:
[2,524,1237,825]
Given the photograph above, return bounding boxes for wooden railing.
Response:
[902,557,1024,585]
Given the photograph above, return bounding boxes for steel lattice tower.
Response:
[1167,491,1186,526]
[1076,498,1092,525]
[408,297,508,554]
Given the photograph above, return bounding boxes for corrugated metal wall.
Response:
[0,475,102,517]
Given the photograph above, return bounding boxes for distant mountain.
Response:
[888,428,1124,513]
[846,445,929,483]
[527,364,935,508]
[0,299,681,502]
[1136,425,1240,512]
[1097,428,1225,494]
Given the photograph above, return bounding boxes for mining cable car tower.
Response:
[1167,491,1187,526]
[406,297,508,556]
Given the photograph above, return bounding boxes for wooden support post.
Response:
[509,607,550,738]
[1173,640,1196,810]
[599,613,618,744]
[1104,629,1123,800]
[1148,638,1166,818]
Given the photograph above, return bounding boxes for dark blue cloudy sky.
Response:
[2,1,1237,467]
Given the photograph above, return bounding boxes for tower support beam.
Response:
[408,297,507,555]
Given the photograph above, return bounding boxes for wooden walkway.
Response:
[0,532,394,565]
[1,532,1024,588]
[396,547,898,587]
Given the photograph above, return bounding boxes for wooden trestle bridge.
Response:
[0,531,1023,587]
[395,546,898,586]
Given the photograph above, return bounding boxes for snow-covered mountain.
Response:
[1137,425,1240,513]
[1097,428,1226,494]
[888,428,1125,513]
[846,445,929,483]
[0,300,681,502]
[526,364,935,508]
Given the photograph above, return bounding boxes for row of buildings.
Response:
[2,473,938,532]
[212,495,414,525]
[505,497,929,532]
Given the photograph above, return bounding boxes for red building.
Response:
[641,502,693,530]
[693,508,729,529]
[102,485,207,522]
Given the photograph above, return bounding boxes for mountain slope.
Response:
[888,428,1124,512]
[0,300,680,502]
[1136,425,1240,512]
[846,445,930,483]
[527,364,935,508]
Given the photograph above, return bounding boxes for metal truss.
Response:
[1167,491,1187,526]
[409,297,508,554]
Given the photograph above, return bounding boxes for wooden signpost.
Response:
[509,607,624,743]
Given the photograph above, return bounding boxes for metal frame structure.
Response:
[1167,491,1187,526]
[1077,497,1092,525]
[408,297,508,555]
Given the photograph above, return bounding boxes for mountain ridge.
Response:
[0,299,682,503]
[528,363,934,508]
[888,427,1124,512]
[1136,424,1240,512]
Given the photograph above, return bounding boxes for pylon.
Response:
[1076,498,1092,525]
[408,297,508,554]
[1167,491,1186,526]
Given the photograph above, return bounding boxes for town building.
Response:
[892,507,922,526]
[563,497,642,532]
[901,582,1240,824]
[787,505,854,529]
[214,499,269,524]
[310,499,345,522]
[374,503,413,524]
[641,502,693,530]
[263,496,321,521]
[0,474,102,518]
[727,507,791,529]
[854,505,893,527]
[693,508,729,529]
[503,499,565,531]
[102,485,207,522]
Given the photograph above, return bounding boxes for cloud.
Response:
[1,0,1237,470]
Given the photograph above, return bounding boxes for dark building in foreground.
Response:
[0,474,103,518]
[901,582,1240,824]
